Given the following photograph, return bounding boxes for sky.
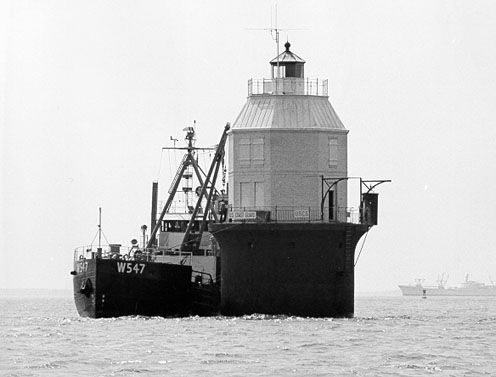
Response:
[1,0,496,292]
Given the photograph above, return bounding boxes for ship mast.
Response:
[181,123,230,251]
[146,124,226,250]
[98,207,102,249]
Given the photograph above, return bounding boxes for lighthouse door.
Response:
[328,190,335,221]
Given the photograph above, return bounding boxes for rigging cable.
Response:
[89,229,99,246]
[167,149,172,181]
[89,228,110,247]
[157,148,164,181]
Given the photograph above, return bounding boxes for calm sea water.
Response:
[1,290,495,376]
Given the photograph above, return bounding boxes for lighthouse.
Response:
[228,42,349,222]
[211,42,383,317]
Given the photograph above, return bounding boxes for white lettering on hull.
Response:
[116,262,146,274]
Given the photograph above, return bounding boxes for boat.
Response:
[72,39,389,318]
[71,125,228,318]
[399,274,496,297]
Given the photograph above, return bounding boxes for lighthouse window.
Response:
[273,65,286,78]
[239,139,250,163]
[252,138,264,161]
[238,137,264,166]
[329,138,338,166]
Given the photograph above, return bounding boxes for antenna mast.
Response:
[98,207,102,249]
[246,5,283,80]
[246,5,305,83]
[273,4,280,79]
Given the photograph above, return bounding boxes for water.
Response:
[2,291,495,376]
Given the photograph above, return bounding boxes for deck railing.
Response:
[227,206,360,224]
[248,78,328,96]
[73,245,157,262]
[73,243,214,263]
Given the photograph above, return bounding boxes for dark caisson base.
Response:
[210,222,369,318]
[73,258,219,318]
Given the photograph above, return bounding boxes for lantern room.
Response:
[270,41,305,78]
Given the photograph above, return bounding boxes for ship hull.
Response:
[211,222,369,318]
[399,285,496,297]
[73,258,217,318]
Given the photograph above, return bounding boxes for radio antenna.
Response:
[246,4,307,80]
[272,4,280,78]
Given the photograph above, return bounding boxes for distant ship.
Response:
[399,274,496,297]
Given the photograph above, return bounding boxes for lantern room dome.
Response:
[270,42,306,65]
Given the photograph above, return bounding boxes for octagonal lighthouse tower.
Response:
[211,42,384,318]
[228,41,348,219]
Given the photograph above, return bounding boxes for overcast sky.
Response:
[2,0,496,292]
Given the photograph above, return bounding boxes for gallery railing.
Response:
[227,206,360,224]
[248,78,328,96]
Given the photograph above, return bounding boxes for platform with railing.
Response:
[227,206,360,224]
[248,78,328,96]
[73,244,217,262]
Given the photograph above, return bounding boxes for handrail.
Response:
[73,245,158,262]
[248,78,328,96]
[227,206,360,224]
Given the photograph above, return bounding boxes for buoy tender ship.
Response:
[71,125,229,318]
